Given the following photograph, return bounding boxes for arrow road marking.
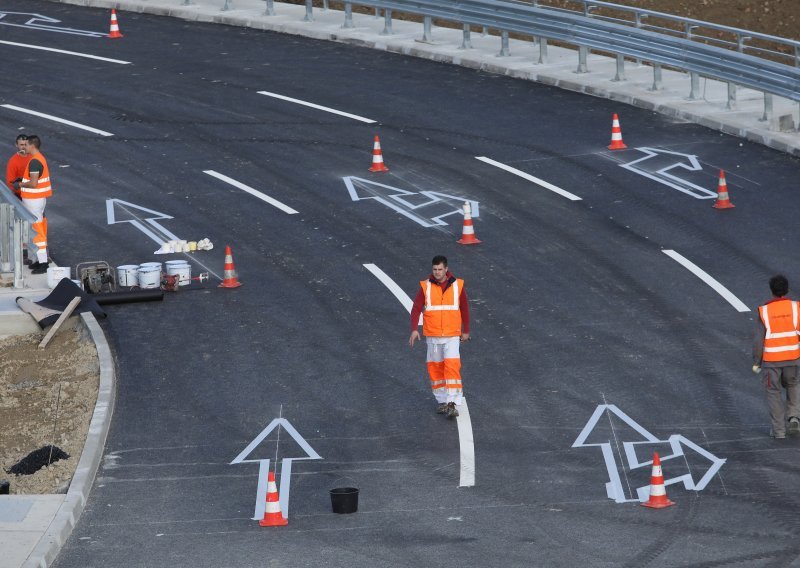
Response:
[257,90,376,124]
[662,250,750,312]
[203,170,299,215]
[620,147,717,199]
[231,418,322,520]
[344,176,479,228]
[2,104,113,137]
[364,263,474,486]
[0,11,107,37]
[0,40,131,64]
[475,156,582,201]
[573,404,726,503]
[106,199,180,244]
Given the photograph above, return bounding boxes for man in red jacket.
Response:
[409,255,471,418]
[5,134,29,198]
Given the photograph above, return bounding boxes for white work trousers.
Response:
[426,336,463,405]
[22,197,47,264]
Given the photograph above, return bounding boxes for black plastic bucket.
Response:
[330,487,359,514]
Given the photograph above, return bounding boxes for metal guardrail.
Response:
[255,0,800,113]
[0,184,35,289]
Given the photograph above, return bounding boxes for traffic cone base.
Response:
[608,113,627,150]
[259,471,288,527]
[108,9,123,39]
[712,170,735,209]
[219,245,242,288]
[642,452,675,509]
[369,135,389,172]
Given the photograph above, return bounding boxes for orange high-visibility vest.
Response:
[421,278,463,337]
[759,299,800,362]
[21,153,52,199]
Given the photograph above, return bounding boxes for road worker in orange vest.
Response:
[5,134,29,199]
[409,255,471,419]
[753,274,800,439]
[18,135,52,275]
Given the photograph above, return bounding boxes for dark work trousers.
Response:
[763,365,800,436]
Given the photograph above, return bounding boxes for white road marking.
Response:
[1,104,114,136]
[662,249,750,312]
[475,156,582,201]
[256,90,376,124]
[203,170,299,214]
[0,39,130,63]
[364,263,474,486]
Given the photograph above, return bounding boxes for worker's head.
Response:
[14,134,27,154]
[26,135,41,151]
[770,274,789,297]
[431,255,448,282]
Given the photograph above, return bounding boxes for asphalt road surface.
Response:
[3,2,800,566]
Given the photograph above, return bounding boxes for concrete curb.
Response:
[20,313,115,568]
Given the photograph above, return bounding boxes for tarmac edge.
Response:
[20,313,116,568]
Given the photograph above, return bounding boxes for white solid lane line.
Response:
[256,90,377,124]
[662,249,750,312]
[203,170,299,215]
[364,263,475,486]
[1,104,114,136]
[475,156,582,201]
[0,40,131,64]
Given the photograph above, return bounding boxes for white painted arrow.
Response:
[343,176,479,228]
[106,199,181,246]
[0,11,107,37]
[620,147,717,199]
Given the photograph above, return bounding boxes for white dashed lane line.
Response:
[1,104,114,136]
[662,249,750,312]
[256,90,377,124]
[0,40,131,64]
[475,156,582,201]
[203,170,299,215]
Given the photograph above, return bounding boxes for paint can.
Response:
[46,266,71,288]
[165,260,192,286]
[329,487,359,514]
[188,241,197,252]
[139,262,162,272]
[137,267,161,289]
[116,265,139,287]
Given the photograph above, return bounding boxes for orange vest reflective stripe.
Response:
[759,299,800,362]
[21,153,52,199]
[421,278,463,337]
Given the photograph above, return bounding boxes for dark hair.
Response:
[26,135,41,149]
[431,255,448,267]
[15,134,28,142]
[770,274,789,297]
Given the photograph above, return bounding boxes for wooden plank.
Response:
[38,296,81,349]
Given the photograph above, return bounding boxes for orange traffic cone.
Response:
[259,471,288,527]
[457,202,481,245]
[218,245,242,288]
[712,170,735,209]
[108,9,123,39]
[642,452,675,509]
[368,135,389,172]
[608,113,627,150]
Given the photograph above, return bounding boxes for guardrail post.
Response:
[0,204,10,272]
[13,218,23,289]
[322,0,328,10]
[381,9,392,35]
[481,26,488,37]
[375,7,380,19]
[633,13,647,66]
[726,83,737,110]
[221,0,231,11]
[761,93,774,123]
[613,54,626,81]
[303,0,313,21]
[182,0,192,6]
[650,63,662,91]
[264,0,274,16]
[498,31,510,57]
[422,16,433,42]
[460,24,472,50]
[342,2,353,28]
[576,46,589,73]
[688,72,700,100]
[538,37,548,64]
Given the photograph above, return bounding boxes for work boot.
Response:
[446,402,459,418]
[436,403,448,414]
[31,262,49,275]
[789,416,800,435]
[770,428,786,440]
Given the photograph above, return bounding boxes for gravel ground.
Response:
[0,322,99,495]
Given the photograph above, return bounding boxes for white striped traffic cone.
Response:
[368,135,389,172]
[712,170,735,209]
[457,202,481,245]
[108,9,123,39]
[218,245,242,288]
[641,452,675,509]
[608,113,627,150]
[259,471,288,526]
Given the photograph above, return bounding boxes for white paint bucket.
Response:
[137,267,161,289]
[117,265,139,287]
[139,262,162,272]
[166,261,192,286]
[46,266,71,288]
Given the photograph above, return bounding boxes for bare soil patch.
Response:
[0,324,99,495]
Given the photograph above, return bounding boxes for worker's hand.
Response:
[408,330,420,348]
[752,365,761,374]
[460,333,470,342]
